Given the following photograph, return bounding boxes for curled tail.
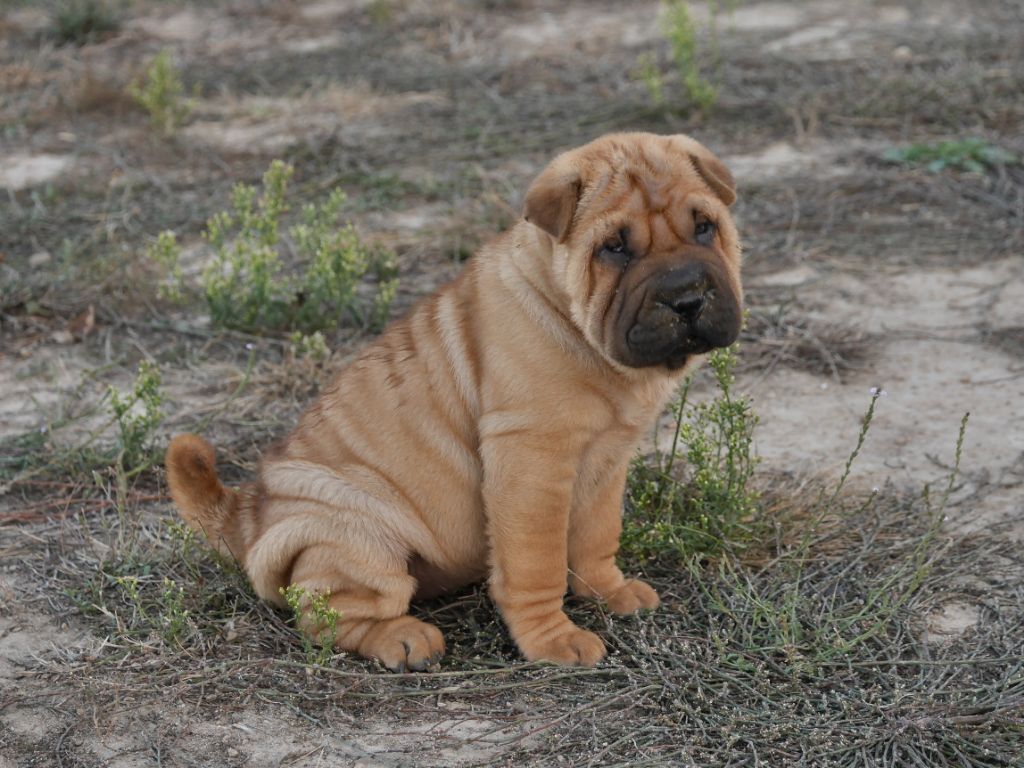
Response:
[165,434,247,562]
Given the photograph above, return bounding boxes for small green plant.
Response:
[636,1,728,113]
[96,569,192,647]
[147,230,184,301]
[883,138,1017,173]
[107,361,163,475]
[53,0,120,46]
[663,0,718,112]
[159,577,191,646]
[156,159,396,334]
[281,585,341,666]
[701,406,968,677]
[634,53,665,106]
[367,0,396,26]
[624,345,760,561]
[128,50,195,136]
[289,330,331,363]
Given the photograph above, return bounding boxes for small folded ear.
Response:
[523,163,582,242]
[689,151,736,207]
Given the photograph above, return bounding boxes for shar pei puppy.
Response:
[166,132,743,671]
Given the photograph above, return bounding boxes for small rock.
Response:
[226,747,239,758]
[924,602,980,643]
[29,250,52,267]
[67,304,96,340]
[892,45,913,62]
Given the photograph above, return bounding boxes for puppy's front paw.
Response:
[520,626,606,667]
[605,578,660,615]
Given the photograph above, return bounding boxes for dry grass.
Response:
[740,307,871,382]
[2,466,1020,767]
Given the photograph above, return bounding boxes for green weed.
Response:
[0,362,164,492]
[697,408,968,679]
[159,577,191,646]
[107,360,163,476]
[147,230,184,302]
[289,330,331,363]
[626,352,972,679]
[624,345,760,561]
[127,50,195,137]
[110,573,194,645]
[884,138,1018,173]
[634,53,665,107]
[637,1,738,113]
[152,161,398,334]
[663,0,718,112]
[52,0,120,46]
[367,0,397,27]
[281,585,341,666]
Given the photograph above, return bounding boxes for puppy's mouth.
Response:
[612,262,741,370]
[624,313,718,370]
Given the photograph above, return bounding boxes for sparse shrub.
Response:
[281,585,341,666]
[155,160,397,334]
[107,360,163,475]
[699,407,969,677]
[623,345,759,562]
[110,573,188,642]
[883,138,1018,173]
[625,355,973,678]
[159,577,191,646]
[663,0,718,112]
[289,330,331,363]
[636,0,722,113]
[634,52,665,106]
[367,0,396,26]
[147,230,184,301]
[53,0,120,46]
[128,50,195,136]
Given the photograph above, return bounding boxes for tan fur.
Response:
[166,132,743,671]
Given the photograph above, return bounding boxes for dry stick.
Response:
[502,683,660,748]
[1,493,167,521]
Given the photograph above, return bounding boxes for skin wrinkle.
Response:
[660,209,687,248]
[417,302,472,443]
[439,284,483,413]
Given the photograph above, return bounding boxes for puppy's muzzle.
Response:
[626,260,741,369]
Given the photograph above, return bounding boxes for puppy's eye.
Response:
[694,214,716,246]
[598,229,631,265]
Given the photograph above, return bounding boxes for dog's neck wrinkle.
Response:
[500,228,609,373]
[516,228,571,313]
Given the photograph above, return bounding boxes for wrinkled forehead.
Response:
[575,139,713,249]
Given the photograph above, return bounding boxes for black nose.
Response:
[656,264,710,322]
[668,291,706,321]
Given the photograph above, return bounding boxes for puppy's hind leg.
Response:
[286,542,445,672]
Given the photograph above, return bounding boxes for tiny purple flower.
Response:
[245,342,255,351]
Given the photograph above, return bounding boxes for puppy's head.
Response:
[523,133,742,372]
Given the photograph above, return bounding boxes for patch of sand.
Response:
[742,257,1024,532]
[184,85,447,154]
[0,153,74,191]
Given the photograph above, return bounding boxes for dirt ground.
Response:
[2,1,1022,766]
